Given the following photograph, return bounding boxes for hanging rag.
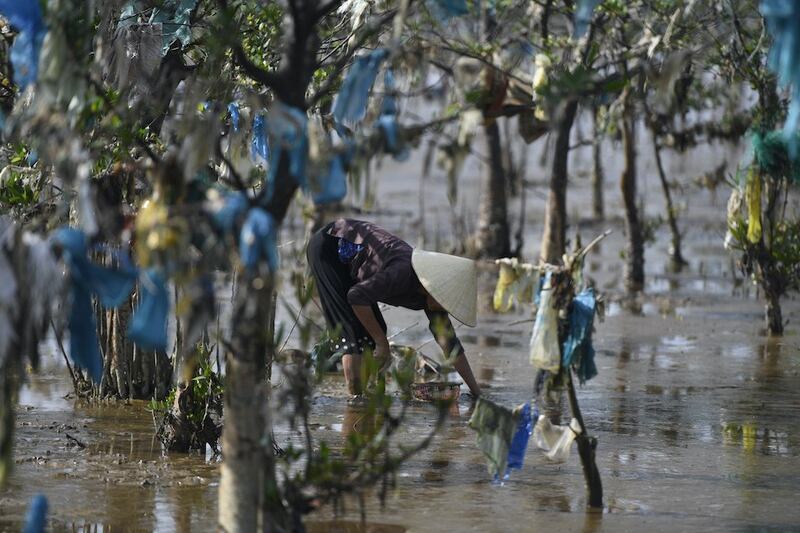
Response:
[239,208,279,273]
[532,415,582,463]
[529,272,560,372]
[562,288,598,383]
[22,494,47,533]
[745,169,762,244]
[493,259,536,312]
[128,268,170,352]
[760,0,800,157]
[332,49,389,126]
[51,228,138,382]
[0,0,47,88]
[468,397,517,479]
[506,403,535,473]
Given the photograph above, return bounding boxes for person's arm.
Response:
[352,305,390,363]
[348,268,399,368]
[426,310,481,397]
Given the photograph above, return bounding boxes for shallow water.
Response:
[4,130,800,531]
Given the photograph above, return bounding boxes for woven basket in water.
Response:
[410,382,461,402]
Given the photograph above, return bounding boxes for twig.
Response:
[65,433,86,449]
[51,318,78,393]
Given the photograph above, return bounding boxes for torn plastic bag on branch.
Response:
[128,268,169,352]
[228,102,241,132]
[533,415,582,463]
[745,168,762,244]
[332,49,388,126]
[149,0,197,55]
[240,208,279,273]
[493,258,536,312]
[0,0,46,88]
[305,116,348,204]
[51,228,137,382]
[251,111,270,166]
[562,288,598,384]
[376,70,410,161]
[574,0,601,37]
[761,0,800,156]
[264,102,308,201]
[529,272,560,372]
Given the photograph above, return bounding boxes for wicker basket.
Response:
[410,381,461,402]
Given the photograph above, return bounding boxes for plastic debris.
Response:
[313,155,348,204]
[493,258,535,312]
[574,0,601,37]
[332,49,389,126]
[0,0,46,88]
[376,70,409,161]
[427,0,469,20]
[251,112,270,165]
[745,169,762,244]
[506,403,535,473]
[51,228,138,382]
[760,0,800,156]
[128,269,170,351]
[150,0,198,55]
[529,272,560,372]
[22,493,47,533]
[533,415,582,463]
[228,102,241,132]
[562,288,598,384]
[468,397,517,479]
[264,102,308,201]
[209,191,249,233]
[239,208,279,273]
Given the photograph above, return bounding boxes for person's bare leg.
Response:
[342,353,362,395]
[453,352,481,397]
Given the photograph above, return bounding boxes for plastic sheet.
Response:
[427,0,469,20]
[0,0,46,88]
[468,397,517,478]
[149,0,197,55]
[265,103,308,201]
[239,208,279,273]
[493,259,535,312]
[332,49,388,126]
[529,272,560,372]
[562,288,598,383]
[533,415,582,463]
[128,269,170,352]
[228,102,241,132]
[251,112,269,165]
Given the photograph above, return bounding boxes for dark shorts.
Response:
[307,224,387,355]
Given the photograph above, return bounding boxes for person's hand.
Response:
[373,341,392,373]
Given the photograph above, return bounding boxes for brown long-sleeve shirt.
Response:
[326,218,465,358]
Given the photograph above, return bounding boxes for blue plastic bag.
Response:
[264,103,308,201]
[149,0,197,55]
[506,403,535,474]
[312,154,348,204]
[251,112,269,164]
[427,0,469,20]
[239,208,279,273]
[574,0,601,37]
[210,191,249,233]
[22,494,47,533]
[562,288,598,383]
[0,0,47,87]
[332,49,388,126]
[228,102,241,132]
[51,228,138,382]
[128,268,170,352]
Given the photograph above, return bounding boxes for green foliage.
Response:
[0,170,39,207]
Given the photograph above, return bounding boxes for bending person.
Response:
[307,218,481,398]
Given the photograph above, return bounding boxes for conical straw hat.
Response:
[411,250,477,327]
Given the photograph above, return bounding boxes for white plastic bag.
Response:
[529,272,561,371]
[532,415,582,463]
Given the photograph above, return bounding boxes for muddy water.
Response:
[4,128,800,531]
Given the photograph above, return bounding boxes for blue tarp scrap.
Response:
[561,288,598,383]
[51,228,138,382]
[0,0,47,88]
[761,0,800,157]
[128,268,170,352]
[239,208,279,273]
[332,49,389,126]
